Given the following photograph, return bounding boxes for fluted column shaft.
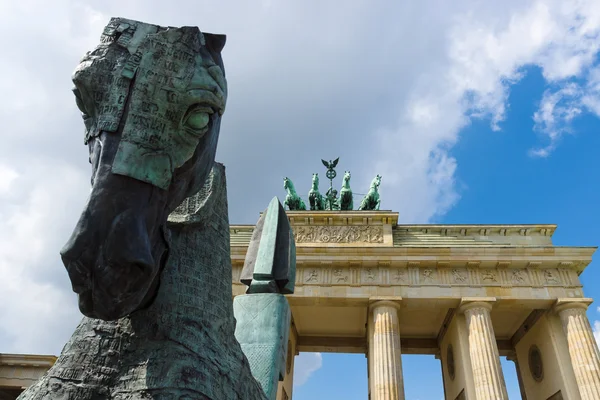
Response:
[555,299,600,400]
[459,300,508,400]
[369,301,405,400]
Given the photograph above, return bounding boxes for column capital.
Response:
[505,351,517,362]
[554,298,594,314]
[458,297,496,314]
[369,297,402,312]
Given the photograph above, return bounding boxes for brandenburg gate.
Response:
[229,211,597,400]
[1,210,599,399]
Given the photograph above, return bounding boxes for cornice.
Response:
[0,353,57,367]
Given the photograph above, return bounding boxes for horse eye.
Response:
[183,105,213,133]
[186,111,210,130]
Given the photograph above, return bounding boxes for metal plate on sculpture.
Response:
[169,163,225,225]
[112,27,200,189]
[72,19,150,142]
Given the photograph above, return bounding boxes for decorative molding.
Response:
[528,345,544,382]
[294,265,579,289]
[293,225,384,244]
[510,269,528,284]
[304,268,320,283]
[480,269,499,283]
[451,268,468,284]
[392,268,408,284]
[332,268,349,284]
[543,269,561,284]
[362,267,379,284]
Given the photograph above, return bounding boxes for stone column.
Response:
[369,300,405,400]
[554,298,600,399]
[506,352,527,400]
[458,298,508,400]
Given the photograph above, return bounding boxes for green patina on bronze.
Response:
[234,197,296,399]
[321,158,339,210]
[283,177,306,211]
[234,294,291,400]
[339,170,353,210]
[73,18,227,189]
[308,173,326,211]
[359,174,382,211]
[284,159,383,211]
[240,197,296,294]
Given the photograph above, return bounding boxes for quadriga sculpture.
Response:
[339,171,353,211]
[308,173,326,211]
[19,18,266,399]
[283,177,306,211]
[359,174,382,211]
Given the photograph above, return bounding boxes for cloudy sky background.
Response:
[1,0,600,398]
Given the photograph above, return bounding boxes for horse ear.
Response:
[204,33,227,53]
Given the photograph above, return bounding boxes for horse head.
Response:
[343,171,351,185]
[60,18,228,320]
[284,177,291,191]
[312,173,319,188]
[373,174,382,188]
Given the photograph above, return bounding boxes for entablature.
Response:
[231,245,595,274]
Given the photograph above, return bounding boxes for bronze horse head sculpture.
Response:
[60,18,227,320]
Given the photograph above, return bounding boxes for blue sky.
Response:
[292,67,600,399]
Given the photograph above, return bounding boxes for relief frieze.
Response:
[481,269,498,282]
[451,268,468,284]
[332,268,349,283]
[305,268,320,283]
[511,269,528,284]
[421,268,437,284]
[290,266,578,288]
[392,268,408,283]
[293,225,384,244]
[543,269,561,284]
[361,267,380,284]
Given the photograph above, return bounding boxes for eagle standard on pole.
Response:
[321,157,339,211]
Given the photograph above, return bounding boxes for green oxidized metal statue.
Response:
[358,174,382,210]
[282,159,383,212]
[308,173,326,211]
[325,187,340,211]
[339,171,353,211]
[234,197,296,400]
[321,158,339,210]
[283,177,306,210]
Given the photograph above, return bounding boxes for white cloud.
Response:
[293,352,323,387]
[594,320,600,348]
[0,164,18,196]
[0,161,88,354]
